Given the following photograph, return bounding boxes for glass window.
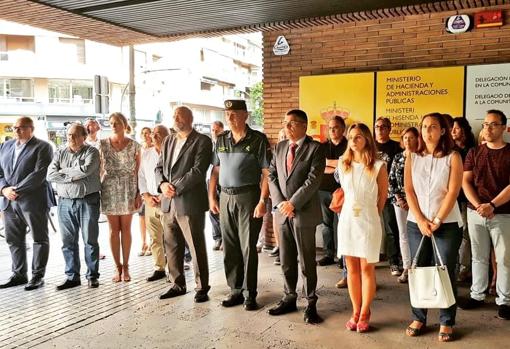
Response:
[7,79,33,101]
[59,38,86,64]
[48,79,93,103]
[0,79,4,97]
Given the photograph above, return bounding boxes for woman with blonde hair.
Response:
[335,123,388,333]
[100,112,141,282]
[404,113,463,342]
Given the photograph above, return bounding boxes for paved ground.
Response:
[0,211,508,349]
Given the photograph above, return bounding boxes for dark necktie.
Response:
[286,143,297,174]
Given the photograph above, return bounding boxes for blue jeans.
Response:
[58,193,100,280]
[407,221,462,326]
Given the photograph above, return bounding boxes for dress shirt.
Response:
[13,137,33,168]
[138,147,161,196]
[46,144,101,199]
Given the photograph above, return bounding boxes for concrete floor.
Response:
[1,212,508,349]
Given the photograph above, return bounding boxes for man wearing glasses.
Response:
[374,117,403,278]
[460,109,510,321]
[0,117,53,290]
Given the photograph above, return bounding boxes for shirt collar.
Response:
[16,136,33,147]
[290,135,306,148]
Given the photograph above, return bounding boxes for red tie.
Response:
[287,143,297,174]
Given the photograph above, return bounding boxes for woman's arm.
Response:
[376,163,388,215]
[404,153,432,236]
[432,152,463,230]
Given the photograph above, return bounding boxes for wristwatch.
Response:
[489,201,497,209]
[433,216,442,225]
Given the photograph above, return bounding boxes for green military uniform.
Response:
[212,109,271,299]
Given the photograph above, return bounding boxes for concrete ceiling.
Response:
[0,0,502,45]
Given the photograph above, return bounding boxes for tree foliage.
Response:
[249,81,263,126]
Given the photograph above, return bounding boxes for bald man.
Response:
[155,106,212,302]
[138,125,170,282]
[0,117,53,290]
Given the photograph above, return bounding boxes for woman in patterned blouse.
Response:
[388,127,419,283]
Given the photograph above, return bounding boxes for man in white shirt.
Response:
[138,125,169,281]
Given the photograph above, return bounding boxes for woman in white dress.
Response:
[336,123,388,333]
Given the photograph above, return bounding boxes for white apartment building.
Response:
[0,20,262,143]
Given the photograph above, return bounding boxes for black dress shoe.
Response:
[159,287,186,300]
[304,305,323,324]
[317,256,335,266]
[56,279,81,291]
[88,278,99,288]
[243,296,259,311]
[458,297,484,310]
[269,247,279,257]
[147,270,166,282]
[194,291,210,303]
[268,300,297,316]
[221,294,244,307]
[25,276,44,291]
[0,274,28,288]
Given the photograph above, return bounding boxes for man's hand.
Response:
[160,182,176,199]
[209,197,220,215]
[476,203,494,218]
[143,193,160,208]
[1,186,17,201]
[253,201,267,218]
[278,201,295,218]
[396,197,409,210]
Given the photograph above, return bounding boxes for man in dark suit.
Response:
[268,109,325,324]
[155,106,212,303]
[0,116,53,290]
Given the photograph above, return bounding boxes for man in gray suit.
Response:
[268,109,325,324]
[155,106,212,303]
[0,116,53,290]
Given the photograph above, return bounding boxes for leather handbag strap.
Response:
[411,235,445,269]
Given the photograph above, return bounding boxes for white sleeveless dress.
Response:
[336,158,384,263]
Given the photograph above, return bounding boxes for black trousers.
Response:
[3,202,49,278]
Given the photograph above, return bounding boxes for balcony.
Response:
[0,97,94,116]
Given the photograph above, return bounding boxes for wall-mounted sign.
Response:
[465,63,510,142]
[300,73,375,142]
[376,67,465,140]
[475,10,503,28]
[273,35,290,56]
[445,15,472,34]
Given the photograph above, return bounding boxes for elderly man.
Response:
[47,123,101,289]
[209,99,271,310]
[0,117,53,290]
[139,125,169,282]
[156,106,212,302]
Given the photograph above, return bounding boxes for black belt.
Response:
[221,185,259,195]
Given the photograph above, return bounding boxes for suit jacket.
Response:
[155,129,212,215]
[268,136,325,228]
[0,137,53,211]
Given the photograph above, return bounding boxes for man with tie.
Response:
[268,109,326,323]
[0,116,53,290]
[209,99,271,311]
[155,106,212,303]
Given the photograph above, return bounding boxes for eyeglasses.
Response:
[282,120,306,128]
[374,125,389,130]
[13,125,32,131]
[482,122,504,129]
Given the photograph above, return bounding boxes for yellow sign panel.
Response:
[299,73,375,142]
[376,67,465,140]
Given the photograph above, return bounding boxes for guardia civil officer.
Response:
[209,100,271,311]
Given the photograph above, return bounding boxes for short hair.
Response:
[16,116,34,128]
[154,124,169,138]
[487,109,507,126]
[331,115,346,129]
[68,123,87,137]
[399,127,419,148]
[175,106,193,119]
[375,116,391,128]
[417,112,455,157]
[141,126,151,134]
[212,120,224,129]
[286,109,308,123]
